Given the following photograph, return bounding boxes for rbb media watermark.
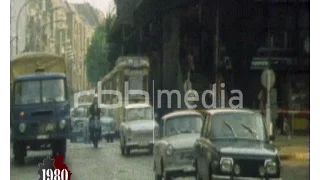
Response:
[74,81,243,109]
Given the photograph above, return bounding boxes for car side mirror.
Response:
[269,135,275,141]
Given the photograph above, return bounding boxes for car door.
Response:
[196,113,210,176]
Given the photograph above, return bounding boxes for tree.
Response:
[85,15,116,84]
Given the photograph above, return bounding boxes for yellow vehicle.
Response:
[100,56,150,135]
[11,52,70,165]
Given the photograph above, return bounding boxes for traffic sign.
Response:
[261,69,275,90]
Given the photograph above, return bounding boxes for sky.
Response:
[66,0,116,15]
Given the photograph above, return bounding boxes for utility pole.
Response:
[215,0,220,107]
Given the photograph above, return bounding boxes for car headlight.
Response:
[220,157,233,173]
[166,144,174,156]
[59,120,66,129]
[265,159,277,174]
[19,123,26,133]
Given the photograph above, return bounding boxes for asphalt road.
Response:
[11,140,309,180]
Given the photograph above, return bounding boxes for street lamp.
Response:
[15,0,41,55]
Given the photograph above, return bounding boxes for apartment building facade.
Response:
[10,0,28,59]
[19,0,104,94]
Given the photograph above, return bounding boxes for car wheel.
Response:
[13,140,26,165]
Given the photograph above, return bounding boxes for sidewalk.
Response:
[273,135,309,161]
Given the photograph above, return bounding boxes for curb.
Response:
[279,152,309,161]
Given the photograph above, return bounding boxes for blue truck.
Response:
[10,52,71,165]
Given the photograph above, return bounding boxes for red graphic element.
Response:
[53,154,72,179]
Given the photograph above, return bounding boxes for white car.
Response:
[70,107,89,143]
[153,110,203,180]
[119,103,159,156]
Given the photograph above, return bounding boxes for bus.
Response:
[100,56,150,135]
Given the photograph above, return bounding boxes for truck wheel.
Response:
[52,139,66,161]
[13,140,26,165]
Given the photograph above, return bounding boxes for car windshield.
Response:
[126,107,152,121]
[165,115,202,136]
[211,112,267,141]
[14,80,41,104]
[14,78,66,105]
[42,79,66,103]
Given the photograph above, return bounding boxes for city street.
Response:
[11,140,309,180]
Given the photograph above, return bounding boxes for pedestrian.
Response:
[88,94,101,141]
[181,33,197,82]
[258,88,266,115]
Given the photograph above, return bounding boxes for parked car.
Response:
[100,107,116,142]
[119,103,159,156]
[153,110,203,180]
[70,106,90,143]
[194,108,281,180]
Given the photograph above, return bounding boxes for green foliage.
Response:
[85,14,116,84]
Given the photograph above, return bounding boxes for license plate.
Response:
[37,135,49,139]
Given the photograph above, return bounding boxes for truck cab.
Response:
[10,52,71,165]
